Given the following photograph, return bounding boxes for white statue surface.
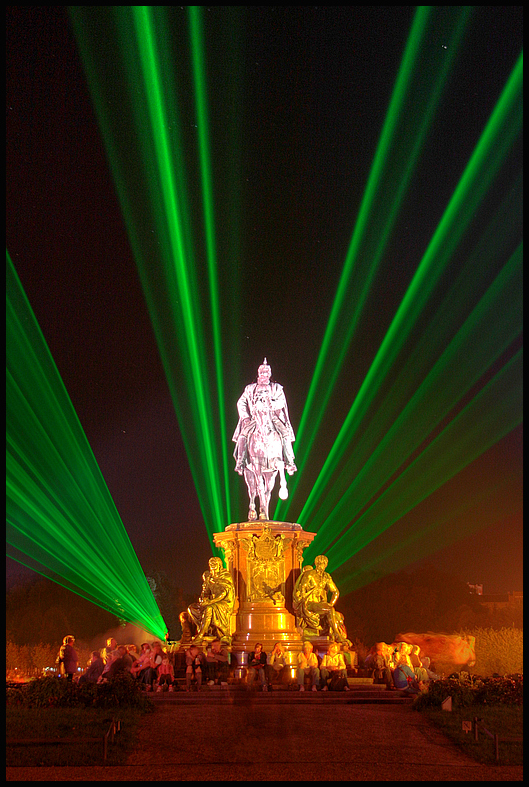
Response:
[233,359,297,521]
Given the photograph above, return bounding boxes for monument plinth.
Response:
[214,520,315,660]
[177,360,351,665]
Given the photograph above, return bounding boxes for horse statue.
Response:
[233,359,296,521]
[244,407,289,520]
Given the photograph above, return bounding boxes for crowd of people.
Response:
[364,641,440,694]
[56,636,176,692]
[56,634,440,694]
[55,635,232,693]
[242,639,439,693]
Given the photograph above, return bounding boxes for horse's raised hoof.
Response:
[286,464,297,475]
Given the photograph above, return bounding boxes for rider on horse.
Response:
[233,359,297,476]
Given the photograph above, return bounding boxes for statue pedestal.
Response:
[214,521,316,664]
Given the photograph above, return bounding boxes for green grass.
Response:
[6,706,146,766]
[421,704,523,765]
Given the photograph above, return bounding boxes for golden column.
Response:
[214,520,315,659]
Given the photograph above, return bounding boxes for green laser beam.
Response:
[323,346,523,571]
[334,462,522,595]
[132,6,225,524]
[188,6,231,524]
[299,51,522,534]
[6,250,167,637]
[70,6,233,548]
[303,169,522,532]
[304,239,522,553]
[275,6,472,519]
[67,9,521,591]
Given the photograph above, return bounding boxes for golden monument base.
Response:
[214,520,316,665]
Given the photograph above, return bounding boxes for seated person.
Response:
[102,637,119,665]
[266,642,290,687]
[143,642,164,690]
[420,655,440,683]
[157,655,175,691]
[247,643,267,690]
[130,643,151,683]
[371,644,394,689]
[106,645,133,679]
[392,654,421,694]
[186,644,206,691]
[98,639,120,682]
[320,642,349,691]
[206,639,229,685]
[297,641,320,691]
[409,644,429,683]
[393,642,414,669]
[340,641,357,672]
[78,651,104,685]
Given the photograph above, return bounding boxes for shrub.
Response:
[413,672,523,709]
[21,676,76,708]
[474,673,523,706]
[466,627,523,676]
[6,673,153,711]
[414,675,477,709]
[89,673,153,710]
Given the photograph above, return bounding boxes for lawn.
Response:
[6,705,145,767]
[421,704,523,766]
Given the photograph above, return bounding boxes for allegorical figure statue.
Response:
[188,557,236,645]
[233,358,297,521]
[293,555,350,645]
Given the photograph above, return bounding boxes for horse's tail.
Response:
[278,462,288,500]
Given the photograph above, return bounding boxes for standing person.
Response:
[297,641,320,691]
[206,639,230,685]
[247,643,268,691]
[56,635,78,681]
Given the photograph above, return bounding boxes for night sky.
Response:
[7,7,523,598]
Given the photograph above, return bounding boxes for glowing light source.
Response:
[65,9,522,594]
[6,251,167,638]
[274,6,472,519]
[70,6,238,548]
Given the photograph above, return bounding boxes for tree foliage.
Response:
[6,571,194,650]
[340,565,522,647]
[6,575,120,646]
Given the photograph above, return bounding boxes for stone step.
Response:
[151,695,413,706]
[148,685,414,705]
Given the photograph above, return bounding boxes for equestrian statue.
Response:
[233,359,297,521]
